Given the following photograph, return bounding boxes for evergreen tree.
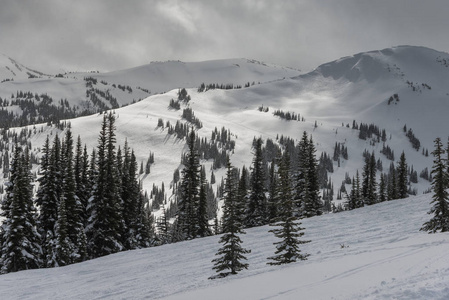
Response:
[197,166,212,237]
[295,132,322,217]
[62,129,87,262]
[421,138,449,233]
[86,113,124,258]
[0,144,41,273]
[362,152,377,205]
[378,173,387,202]
[53,195,73,266]
[178,128,201,239]
[267,161,279,223]
[212,160,250,278]
[268,151,310,265]
[388,165,398,200]
[397,151,408,199]
[306,135,322,216]
[36,135,62,267]
[246,137,267,227]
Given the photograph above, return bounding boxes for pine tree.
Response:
[62,129,87,262]
[267,161,278,223]
[421,138,449,233]
[295,132,322,218]
[178,128,201,239]
[397,151,408,199]
[211,160,250,278]
[246,137,267,227]
[0,144,41,273]
[197,166,212,237]
[362,152,377,205]
[36,135,62,267]
[53,195,72,266]
[268,151,310,265]
[378,173,387,202]
[86,113,124,258]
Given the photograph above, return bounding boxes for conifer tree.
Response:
[62,129,87,262]
[268,151,310,265]
[246,137,267,227]
[212,160,250,278]
[0,144,41,273]
[86,112,124,258]
[54,195,72,266]
[362,152,377,205]
[178,128,201,239]
[378,173,387,202]
[197,166,212,237]
[397,151,408,199]
[267,161,278,223]
[421,137,449,233]
[295,132,322,217]
[307,135,322,216]
[36,135,62,267]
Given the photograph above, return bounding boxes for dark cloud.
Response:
[1,0,448,73]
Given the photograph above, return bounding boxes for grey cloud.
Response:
[1,0,448,73]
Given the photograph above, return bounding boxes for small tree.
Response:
[211,160,250,278]
[421,138,449,233]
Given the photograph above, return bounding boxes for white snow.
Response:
[1,45,449,298]
[0,195,447,299]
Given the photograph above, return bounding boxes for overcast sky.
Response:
[2,0,449,73]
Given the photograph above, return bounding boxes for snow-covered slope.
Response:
[0,194,447,299]
[0,57,302,116]
[1,45,449,299]
[86,58,301,94]
[0,54,51,81]
[2,45,448,203]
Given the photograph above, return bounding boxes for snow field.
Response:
[0,194,448,299]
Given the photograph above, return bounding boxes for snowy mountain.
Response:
[1,45,449,298]
[0,56,301,124]
[2,45,448,210]
[0,194,447,299]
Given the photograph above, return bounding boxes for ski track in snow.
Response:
[0,195,448,299]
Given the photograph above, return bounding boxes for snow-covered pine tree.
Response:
[295,132,322,218]
[211,159,250,278]
[267,150,310,265]
[62,129,87,263]
[120,141,140,249]
[86,112,124,258]
[178,128,201,240]
[197,166,212,237]
[245,137,267,227]
[74,136,90,227]
[53,194,73,266]
[420,137,449,233]
[0,144,41,273]
[36,135,62,267]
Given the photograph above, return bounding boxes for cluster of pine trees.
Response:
[345,151,408,210]
[0,112,153,274]
[210,131,321,277]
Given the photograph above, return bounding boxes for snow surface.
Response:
[1,45,449,298]
[3,45,448,218]
[0,194,447,299]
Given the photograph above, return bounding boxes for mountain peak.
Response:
[310,45,449,83]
